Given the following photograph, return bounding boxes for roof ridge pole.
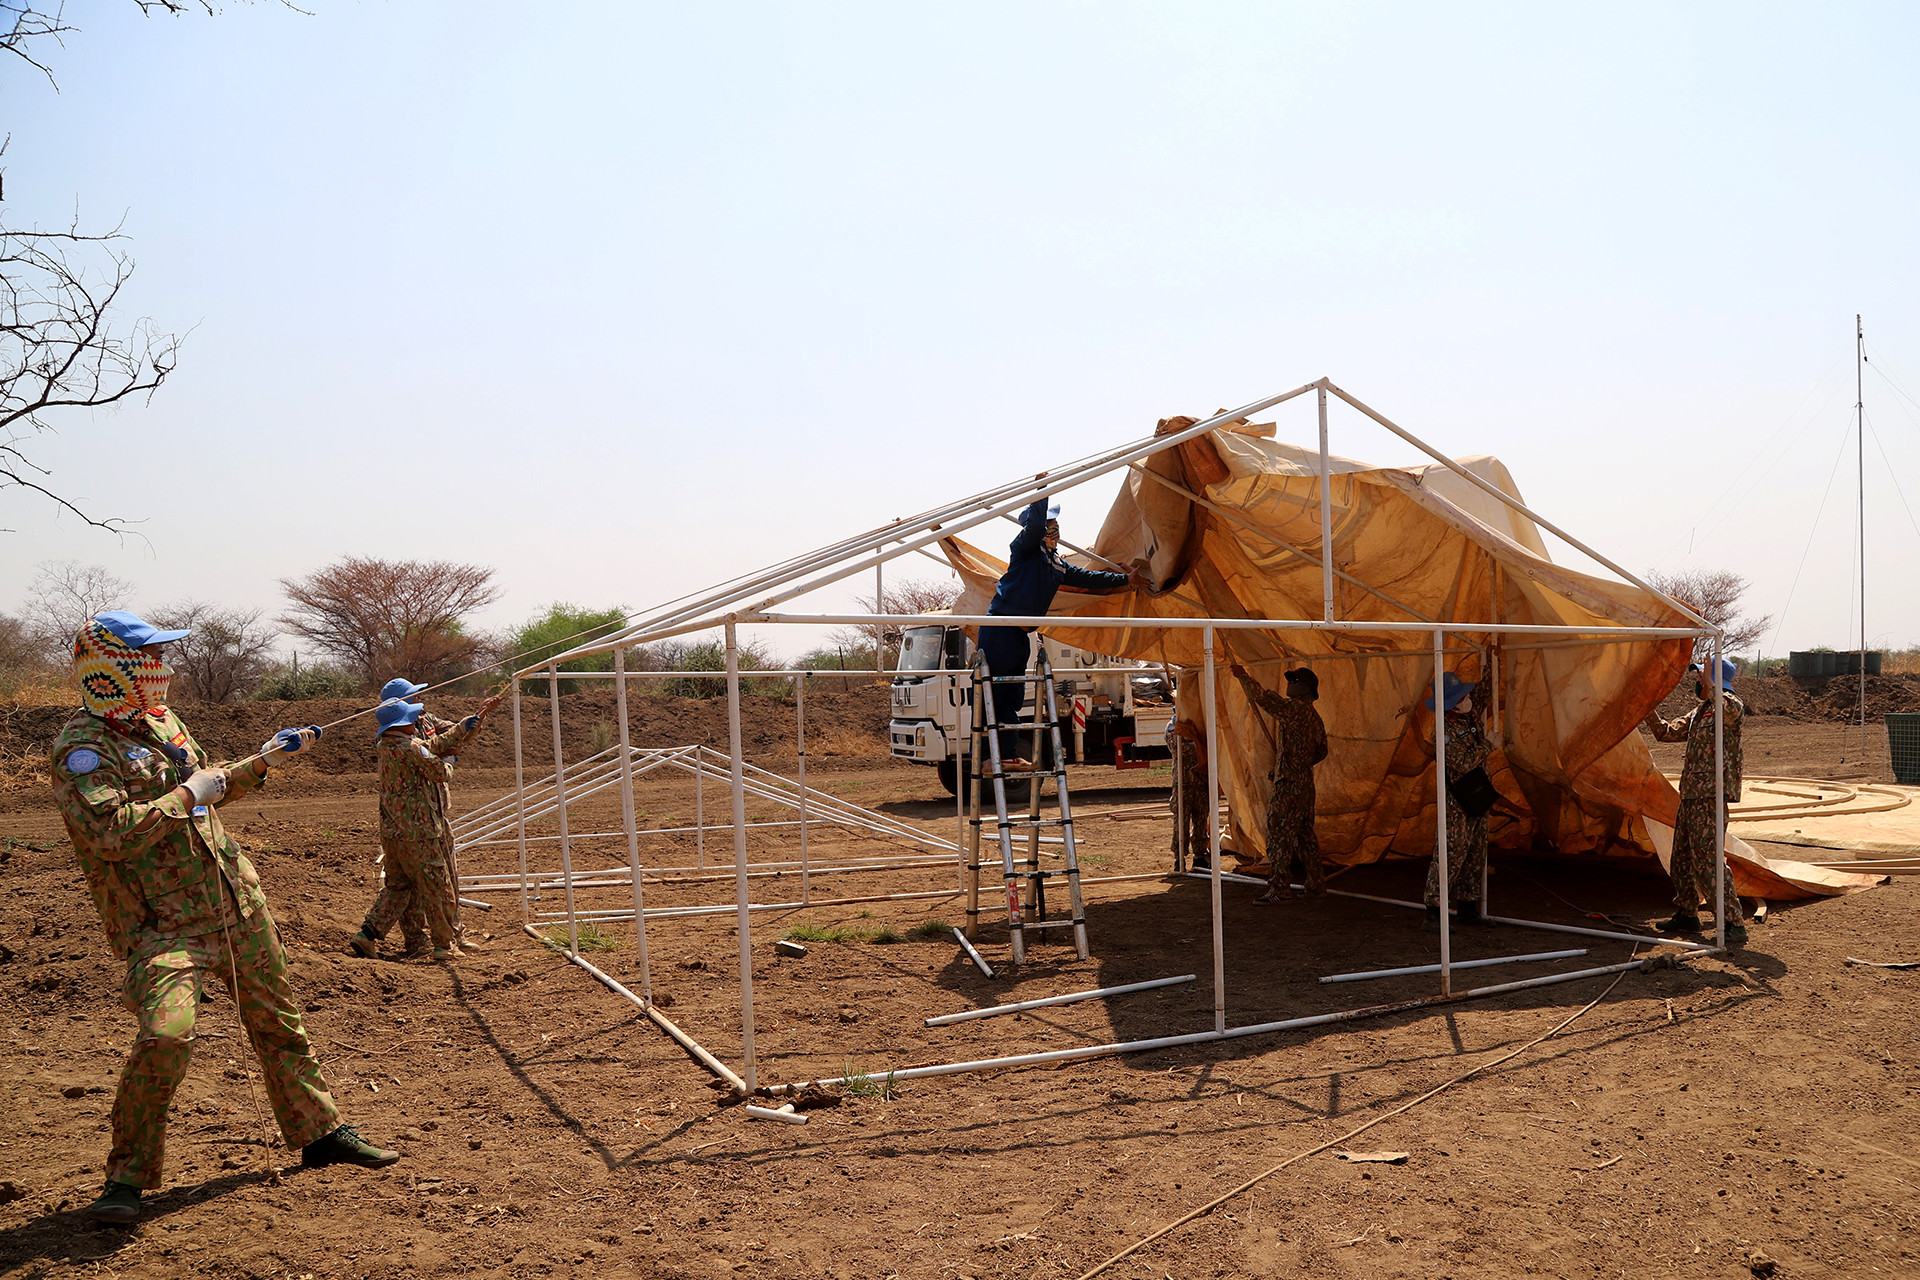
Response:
[613,643,653,1003]
[1434,630,1451,996]
[724,619,760,1094]
[1320,380,1713,630]
[1203,625,1225,1034]
[1319,380,1335,622]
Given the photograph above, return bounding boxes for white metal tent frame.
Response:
[492,377,1731,1108]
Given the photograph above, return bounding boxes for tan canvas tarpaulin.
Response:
[942,418,1881,901]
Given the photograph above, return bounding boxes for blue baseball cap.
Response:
[93,610,191,648]
[381,677,429,701]
[375,700,425,737]
[1424,671,1477,712]
[1020,501,1063,526]
[1692,657,1737,693]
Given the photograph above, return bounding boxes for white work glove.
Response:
[258,725,323,764]
[181,769,229,807]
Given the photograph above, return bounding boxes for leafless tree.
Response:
[831,576,961,673]
[5,3,242,87]
[1,222,180,533]
[21,558,133,654]
[1645,568,1772,664]
[279,556,500,688]
[147,599,277,702]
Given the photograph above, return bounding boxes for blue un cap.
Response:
[1424,671,1477,712]
[1692,657,1737,693]
[94,610,191,649]
[1020,500,1063,526]
[375,701,425,737]
[381,677,430,701]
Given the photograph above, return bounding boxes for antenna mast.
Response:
[1857,314,1867,758]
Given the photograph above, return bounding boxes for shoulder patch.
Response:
[64,747,103,775]
[125,746,151,762]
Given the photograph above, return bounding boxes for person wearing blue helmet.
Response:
[52,612,397,1224]
[347,688,502,960]
[1422,671,1495,931]
[978,496,1150,769]
[373,678,463,954]
[1643,657,1747,943]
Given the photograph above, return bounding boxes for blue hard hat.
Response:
[94,610,191,649]
[1692,657,1737,693]
[381,677,429,701]
[1424,671,1476,712]
[375,700,425,737]
[1021,501,1063,526]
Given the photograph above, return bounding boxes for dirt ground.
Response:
[3,696,1918,1279]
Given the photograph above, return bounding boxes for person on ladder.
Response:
[51,612,400,1225]
[1641,658,1748,945]
[979,496,1148,770]
[1230,663,1328,901]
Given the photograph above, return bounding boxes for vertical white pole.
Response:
[1712,633,1727,950]
[1434,630,1451,995]
[1319,382,1335,623]
[1203,626,1225,1034]
[510,676,531,922]
[613,646,652,1002]
[548,668,579,958]
[796,672,811,906]
[724,620,759,1094]
[695,745,706,871]
[876,550,886,681]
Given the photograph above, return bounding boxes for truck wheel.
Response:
[937,758,963,795]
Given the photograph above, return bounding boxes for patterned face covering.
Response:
[73,619,173,726]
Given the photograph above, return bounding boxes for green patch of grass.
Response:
[785,923,863,944]
[868,927,904,945]
[536,923,620,953]
[783,918,950,946]
[838,1061,900,1100]
[906,919,953,942]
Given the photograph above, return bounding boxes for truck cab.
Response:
[888,621,1174,794]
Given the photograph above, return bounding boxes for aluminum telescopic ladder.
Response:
[963,642,1090,965]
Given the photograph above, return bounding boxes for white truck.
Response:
[887,621,1176,794]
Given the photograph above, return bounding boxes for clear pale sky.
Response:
[5,2,1918,660]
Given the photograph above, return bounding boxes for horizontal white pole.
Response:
[751,611,1711,639]
[764,958,1655,1093]
[1481,915,1716,951]
[1318,949,1588,984]
[533,871,1172,923]
[924,974,1197,1026]
[744,1104,810,1125]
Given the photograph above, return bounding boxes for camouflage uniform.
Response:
[1425,710,1490,909]
[1235,673,1329,894]
[389,711,460,951]
[1645,693,1745,922]
[1166,722,1211,866]
[50,708,340,1189]
[363,714,482,950]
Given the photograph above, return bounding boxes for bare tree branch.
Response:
[0,220,177,534]
[1644,568,1773,665]
[279,557,502,688]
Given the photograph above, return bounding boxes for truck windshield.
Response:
[898,626,948,672]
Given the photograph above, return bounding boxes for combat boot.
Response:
[1723,924,1749,946]
[302,1124,401,1169]
[400,934,431,959]
[346,928,379,959]
[1456,900,1489,926]
[83,1180,141,1224]
[1658,912,1703,936]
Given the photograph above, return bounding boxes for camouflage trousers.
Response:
[109,911,339,1189]
[1670,796,1744,922]
[1425,802,1488,908]
[1171,748,1211,866]
[364,835,461,950]
[1263,771,1322,894]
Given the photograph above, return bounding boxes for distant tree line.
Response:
[0,557,962,704]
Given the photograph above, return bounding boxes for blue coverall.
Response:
[979,499,1130,762]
